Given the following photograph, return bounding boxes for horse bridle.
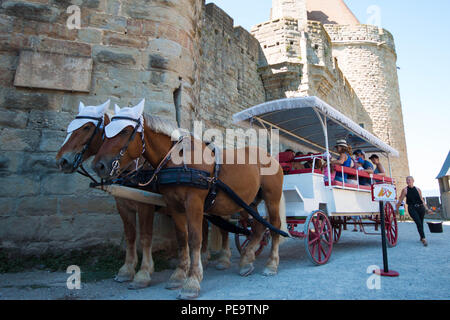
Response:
[109,116,146,178]
[72,115,104,170]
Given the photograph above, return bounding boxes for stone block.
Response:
[0,128,41,151]
[39,130,67,152]
[0,88,50,111]
[14,50,93,93]
[103,31,148,49]
[88,13,127,33]
[0,197,16,216]
[40,173,89,196]
[93,45,139,67]
[0,174,40,197]
[27,110,73,131]
[59,195,117,215]
[16,196,58,216]
[1,1,61,23]
[0,110,28,128]
[21,152,60,176]
[77,28,103,44]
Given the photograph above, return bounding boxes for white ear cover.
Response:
[78,101,85,113]
[96,99,110,114]
[114,104,121,115]
[133,99,145,118]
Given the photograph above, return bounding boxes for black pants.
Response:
[408,204,426,239]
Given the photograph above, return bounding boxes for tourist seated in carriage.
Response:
[369,154,386,176]
[353,150,374,185]
[329,139,353,182]
[292,151,306,171]
[303,152,323,170]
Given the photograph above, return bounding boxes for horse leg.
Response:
[215,227,231,270]
[166,213,190,290]
[114,199,137,283]
[129,203,155,290]
[238,206,266,277]
[179,197,204,300]
[201,218,210,268]
[261,195,283,276]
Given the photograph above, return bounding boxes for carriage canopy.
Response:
[232,96,399,157]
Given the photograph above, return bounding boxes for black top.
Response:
[406,186,423,206]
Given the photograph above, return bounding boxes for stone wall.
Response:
[0,0,203,254]
[198,3,266,131]
[324,24,410,186]
[303,21,373,131]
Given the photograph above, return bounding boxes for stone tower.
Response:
[0,0,203,254]
[307,0,410,185]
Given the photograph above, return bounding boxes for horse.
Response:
[56,101,231,290]
[92,100,288,299]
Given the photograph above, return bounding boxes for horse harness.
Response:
[72,115,105,184]
[89,116,289,238]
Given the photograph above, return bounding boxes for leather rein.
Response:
[72,115,104,184]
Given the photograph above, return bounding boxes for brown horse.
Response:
[56,103,231,290]
[92,109,288,299]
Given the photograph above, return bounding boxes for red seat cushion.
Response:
[331,180,371,190]
[277,152,294,163]
[280,162,292,173]
[290,168,323,175]
[333,165,394,183]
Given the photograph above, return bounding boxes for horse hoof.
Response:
[165,281,183,290]
[262,267,277,277]
[215,262,230,270]
[177,288,200,300]
[239,264,254,277]
[114,274,133,283]
[128,280,151,290]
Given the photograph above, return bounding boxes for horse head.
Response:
[56,100,110,173]
[92,99,148,179]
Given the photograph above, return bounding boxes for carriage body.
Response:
[233,96,400,265]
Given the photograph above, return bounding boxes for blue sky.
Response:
[208,0,450,196]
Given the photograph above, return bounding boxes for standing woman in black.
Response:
[396,176,434,246]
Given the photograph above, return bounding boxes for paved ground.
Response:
[1,221,449,300]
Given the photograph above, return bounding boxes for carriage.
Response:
[92,96,399,268]
[232,96,399,265]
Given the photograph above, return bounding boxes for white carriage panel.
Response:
[329,188,379,215]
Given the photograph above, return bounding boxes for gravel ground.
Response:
[1,221,449,300]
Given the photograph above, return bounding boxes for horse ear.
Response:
[133,99,145,117]
[114,104,121,115]
[96,100,110,114]
[78,101,85,113]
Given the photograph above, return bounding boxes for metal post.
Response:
[375,201,399,277]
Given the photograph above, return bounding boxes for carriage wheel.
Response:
[304,210,333,265]
[384,202,398,247]
[330,216,343,244]
[234,218,270,257]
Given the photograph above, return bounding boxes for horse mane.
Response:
[143,113,181,138]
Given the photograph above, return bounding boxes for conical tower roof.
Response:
[307,0,359,25]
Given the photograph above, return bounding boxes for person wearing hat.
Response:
[353,150,374,185]
[330,139,353,182]
[368,154,386,176]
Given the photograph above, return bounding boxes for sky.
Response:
[208,0,450,196]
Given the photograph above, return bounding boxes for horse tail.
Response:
[208,224,222,252]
